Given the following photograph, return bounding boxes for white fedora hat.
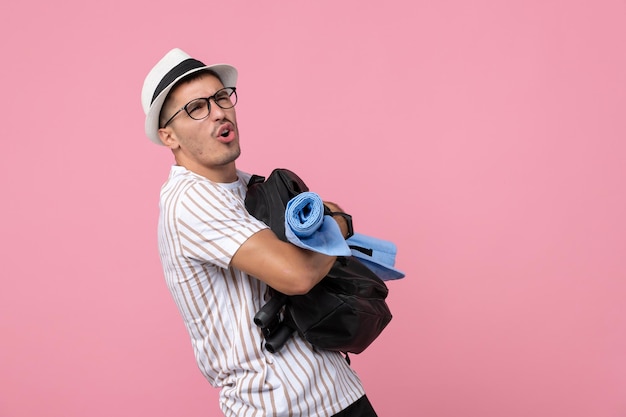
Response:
[141,48,238,145]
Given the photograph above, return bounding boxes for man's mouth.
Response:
[217,123,234,141]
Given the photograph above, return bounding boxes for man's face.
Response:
[158,73,240,181]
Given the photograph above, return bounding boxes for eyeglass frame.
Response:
[160,87,237,129]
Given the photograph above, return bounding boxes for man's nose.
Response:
[209,100,227,120]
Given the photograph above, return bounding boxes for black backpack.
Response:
[245,168,393,355]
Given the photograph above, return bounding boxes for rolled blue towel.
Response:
[284,192,352,256]
[285,192,325,238]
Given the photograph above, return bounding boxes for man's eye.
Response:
[215,93,229,102]
[187,101,206,114]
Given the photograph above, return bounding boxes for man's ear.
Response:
[158,128,179,149]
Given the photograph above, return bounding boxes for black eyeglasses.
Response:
[161,87,237,128]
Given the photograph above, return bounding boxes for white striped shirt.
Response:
[158,166,365,417]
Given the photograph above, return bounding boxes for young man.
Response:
[141,48,377,416]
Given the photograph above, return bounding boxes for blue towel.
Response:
[347,233,405,281]
[284,192,352,256]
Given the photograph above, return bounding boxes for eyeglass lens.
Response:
[185,87,237,120]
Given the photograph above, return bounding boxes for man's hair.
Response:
[158,69,223,128]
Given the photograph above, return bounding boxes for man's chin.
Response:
[220,146,241,166]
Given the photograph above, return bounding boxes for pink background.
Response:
[2,1,625,416]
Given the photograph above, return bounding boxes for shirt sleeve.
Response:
[175,180,268,269]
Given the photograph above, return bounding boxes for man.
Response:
[141,48,378,416]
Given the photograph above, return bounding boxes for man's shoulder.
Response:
[162,166,199,192]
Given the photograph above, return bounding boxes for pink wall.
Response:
[2,1,625,416]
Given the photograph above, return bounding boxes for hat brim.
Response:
[145,64,238,145]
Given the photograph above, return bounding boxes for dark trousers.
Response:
[331,396,378,417]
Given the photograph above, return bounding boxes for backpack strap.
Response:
[247,174,265,187]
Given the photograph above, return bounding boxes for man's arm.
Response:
[231,229,335,295]
[231,201,351,296]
